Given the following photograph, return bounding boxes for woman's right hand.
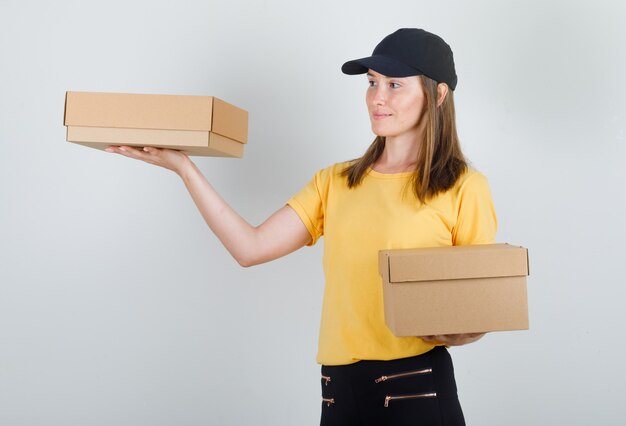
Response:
[105,145,192,176]
[421,333,485,346]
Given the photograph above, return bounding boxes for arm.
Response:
[105,146,311,267]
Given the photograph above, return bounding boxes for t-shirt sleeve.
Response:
[286,168,328,246]
[452,171,498,246]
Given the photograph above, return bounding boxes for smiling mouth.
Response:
[373,113,392,119]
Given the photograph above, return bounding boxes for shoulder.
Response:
[450,168,498,243]
[312,161,353,182]
[453,168,492,194]
[322,161,353,175]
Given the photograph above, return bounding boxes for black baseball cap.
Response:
[341,28,458,90]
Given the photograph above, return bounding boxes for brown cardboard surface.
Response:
[379,243,529,336]
[66,126,243,157]
[212,97,248,144]
[63,91,248,157]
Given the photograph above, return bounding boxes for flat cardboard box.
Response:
[378,243,529,336]
[63,91,248,157]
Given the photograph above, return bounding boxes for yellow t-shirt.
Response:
[287,162,497,366]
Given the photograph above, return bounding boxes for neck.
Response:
[372,111,427,173]
[373,130,425,174]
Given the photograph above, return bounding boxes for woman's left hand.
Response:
[421,333,485,346]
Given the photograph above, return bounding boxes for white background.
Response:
[1,0,625,424]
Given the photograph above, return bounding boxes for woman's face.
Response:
[365,69,426,139]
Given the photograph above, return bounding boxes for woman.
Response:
[106,28,497,426]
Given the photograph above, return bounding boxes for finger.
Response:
[105,145,130,154]
[120,145,146,155]
[105,145,136,155]
[421,335,448,345]
[108,145,154,161]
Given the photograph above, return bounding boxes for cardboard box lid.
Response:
[382,243,529,284]
[63,91,248,144]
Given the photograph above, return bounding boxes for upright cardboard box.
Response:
[63,91,248,157]
[378,243,529,336]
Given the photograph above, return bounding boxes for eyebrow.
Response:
[367,72,404,80]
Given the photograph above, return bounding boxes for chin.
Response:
[371,126,390,137]
[372,130,395,138]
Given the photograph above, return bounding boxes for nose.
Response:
[367,84,387,107]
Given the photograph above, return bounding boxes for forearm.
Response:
[105,146,309,266]
[178,159,257,266]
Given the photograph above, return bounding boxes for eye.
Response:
[389,82,401,89]
[368,80,376,87]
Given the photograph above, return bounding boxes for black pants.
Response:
[320,346,465,426]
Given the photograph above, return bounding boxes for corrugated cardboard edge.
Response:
[63,92,69,140]
[63,92,68,126]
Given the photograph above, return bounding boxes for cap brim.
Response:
[341,55,423,78]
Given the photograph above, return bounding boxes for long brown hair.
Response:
[341,75,467,203]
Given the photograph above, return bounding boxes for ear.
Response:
[436,83,449,107]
